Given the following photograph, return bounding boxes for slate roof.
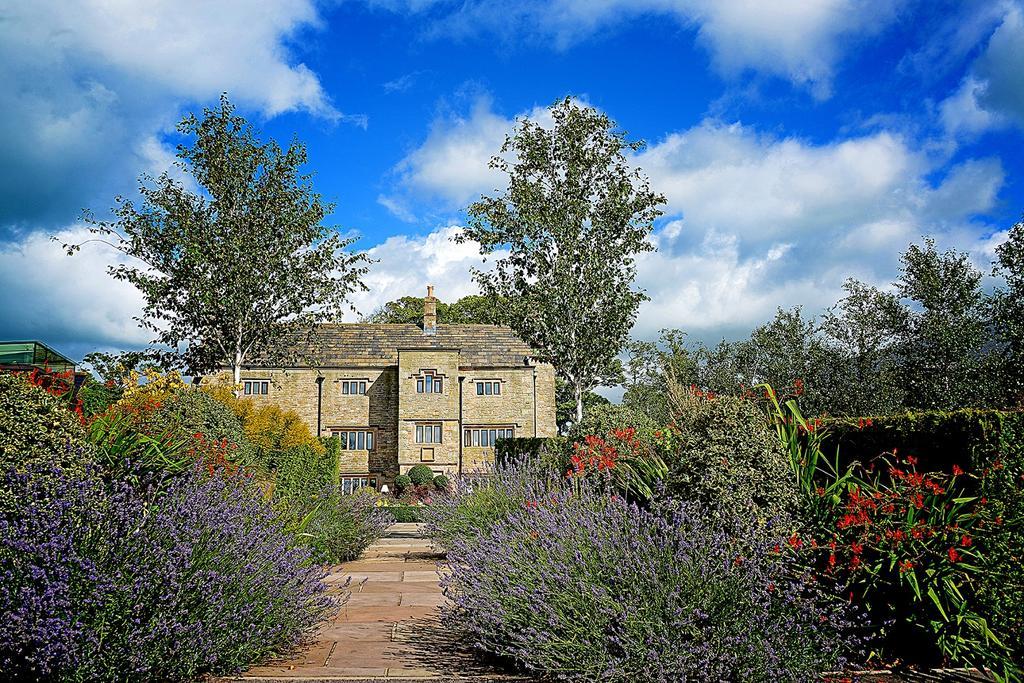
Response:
[262,324,537,368]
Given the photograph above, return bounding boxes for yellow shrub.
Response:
[201,381,323,455]
[114,368,188,413]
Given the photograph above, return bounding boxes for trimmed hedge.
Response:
[822,409,1024,664]
[495,437,569,469]
[387,504,422,523]
[407,465,435,487]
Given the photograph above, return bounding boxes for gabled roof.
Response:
[260,324,538,368]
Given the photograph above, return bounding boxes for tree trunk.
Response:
[233,351,242,397]
[574,383,583,426]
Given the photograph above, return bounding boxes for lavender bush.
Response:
[439,482,861,682]
[288,488,392,563]
[421,458,567,552]
[0,464,335,681]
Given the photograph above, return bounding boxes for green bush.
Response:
[0,373,91,497]
[77,379,120,418]
[495,436,569,470]
[570,403,658,442]
[433,474,450,491]
[394,474,412,492]
[154,388,254,464]
[821,408,1024,665]
[274,444,339,501]
[388,504,422,523]
[664,389,799,524]
[292,489,391,563]
[407,464,435,487]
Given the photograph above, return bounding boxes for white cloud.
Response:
[0,228,149,349]
[939,2,1024,135]
[384,100,1005,342]
[386,0,903,95]
[345,226,499,318]
[0,0,344,230]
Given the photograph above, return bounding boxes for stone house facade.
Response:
[208,288,557,491]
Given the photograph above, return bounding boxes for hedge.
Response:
[387,504,422,523]
[495,436,569,469]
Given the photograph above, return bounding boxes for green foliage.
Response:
[433,474,450,491]
[993,220,1024,403]
[289,489,390,563]
[76,378,120,418]
[68,95,369,378]
[0,373,91,495]
[364,293,508,324]
[818,407,1024,667]
[394,474,412,492]
[387,504,422,523]
[495,436,570,472]
[662,381,800,525]
[570,403,658,443]
[273,444,339,501]
[407,464,435,487]
[767,392,1021,678]
[460,97,665,423]
[87,411,193,485]
[154,388,254,462]
[555,377,611,433]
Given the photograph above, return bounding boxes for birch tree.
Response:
[459,98,664,423]
[66,96,368,386]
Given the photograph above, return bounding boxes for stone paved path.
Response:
[234,523,521,683]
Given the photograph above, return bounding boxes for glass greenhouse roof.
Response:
[0,341,76,371]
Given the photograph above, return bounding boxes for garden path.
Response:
[234,523,521,683]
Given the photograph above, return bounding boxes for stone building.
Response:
[209,287,556,491]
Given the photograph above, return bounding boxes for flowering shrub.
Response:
[0,373,92,500]
[0,464,334,680]
[763,385,1021,679]
[567,427,668,502]
[440,483,860,682]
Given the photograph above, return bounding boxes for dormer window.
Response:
[415,370,443,394]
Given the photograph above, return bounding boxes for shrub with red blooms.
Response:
[0,463,335,680]
[438,477,862,682]
[796,454,1017,677]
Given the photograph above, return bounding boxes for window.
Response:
[340,475,378,495]
[331,429,375,451]
[341,380,367,395]
[463,427,514,448]
[415,423,443,444]
[415,370,443,394]
[475,380,501,396]
[243,380,269,395]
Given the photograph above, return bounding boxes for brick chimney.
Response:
[423,285,437,335]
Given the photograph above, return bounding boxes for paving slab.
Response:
[229,523,521,682]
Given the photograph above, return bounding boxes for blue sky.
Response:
[1,0,1022,366]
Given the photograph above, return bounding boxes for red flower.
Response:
[899,560,915,574]
[947,547,962,563]
[961,535,972,547]
[952,464,965,476]
[906,455,918,466]
[787,534,803,549]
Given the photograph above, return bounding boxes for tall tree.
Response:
[992,219,1024,405]
[459,98,665,423]
[66,96,368,386]
[820,278,907,414]
[895,238,990,410]
[623,329,698,424]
